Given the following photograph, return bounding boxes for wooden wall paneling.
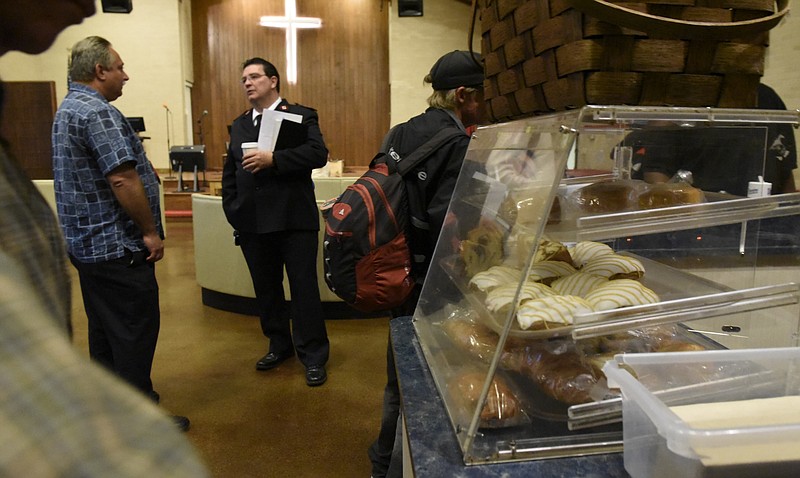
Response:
[0,81,57,179]
[191,0,390,171]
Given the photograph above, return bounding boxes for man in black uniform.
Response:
[222,58,330,387]
[368,50,487,478]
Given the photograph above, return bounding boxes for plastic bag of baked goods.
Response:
[637,181,706,209]
[576,324,712,386]
[445,367,529,429]
[517,339,601,406]
[566,179,649,216]
[438,305,527,371]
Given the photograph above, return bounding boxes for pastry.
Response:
[460,222,505,277]
[515,295,594,330]
[440,317,526,370]
[448,371,523,427]
[551,272,608,298]
[532,237,573,265]
[568,241,614,268]
[581,253,645,280]
[510,234,573,269]
[638,182,705,209]
[520,344,598,405]
[584,279,659,311]
[468,265,522,293]
[571,180,638,214]
[526,260,578,285]
[485,282,556,314]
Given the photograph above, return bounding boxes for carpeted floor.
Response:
[69,220,390,478]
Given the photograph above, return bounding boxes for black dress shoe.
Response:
[305,365,327,386]
[256,351,293,371]
[172,415,191,432]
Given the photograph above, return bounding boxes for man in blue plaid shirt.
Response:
[52,36,189,430]
[1,2,206,475]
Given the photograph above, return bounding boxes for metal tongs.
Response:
[568,366,784,430]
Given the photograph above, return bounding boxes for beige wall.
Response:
[0,0,190,169]
[388,0,477,126]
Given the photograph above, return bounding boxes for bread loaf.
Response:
[448,371,523,427]
[520,346,598,405]
[638,183,705,209]
[572,180,637,214]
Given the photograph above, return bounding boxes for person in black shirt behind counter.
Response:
[627,84,796,195]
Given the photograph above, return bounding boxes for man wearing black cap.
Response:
[368,50,486,478]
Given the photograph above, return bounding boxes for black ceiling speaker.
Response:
[398,0,423,17]
[101,0,133,14]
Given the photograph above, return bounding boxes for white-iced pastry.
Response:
[516,295,594,330]
[551,272,608,298]
[581,254,645,280]
[584,279,659,311]
[569,241,614,268]
[469,265,523,293]
[526,261,577,283]
[485,282,556,313]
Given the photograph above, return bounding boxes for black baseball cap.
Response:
[429,50,484,90]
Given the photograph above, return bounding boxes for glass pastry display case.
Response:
[411,106,800,465]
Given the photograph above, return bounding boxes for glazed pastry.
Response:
[532,237,574,265]
[584,279,659,311]
[582,253,645,280]
[568,241,614,268]
[511,234,573,268]
[526,260,578,285]
[485,282,556,314]
[469,265,523,293]
[515,295,594,330]
[551,272,608,298]
[460,222,505,277]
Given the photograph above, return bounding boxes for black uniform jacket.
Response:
[222,100,328,233]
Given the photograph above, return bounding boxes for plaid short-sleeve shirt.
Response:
[52,83,163,263]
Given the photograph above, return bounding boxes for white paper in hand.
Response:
[257,110,302,151]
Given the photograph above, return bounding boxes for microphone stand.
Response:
[164,104,174,179]
[196,111,208,190]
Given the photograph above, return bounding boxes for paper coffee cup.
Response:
[747,180,772,198]
[241,142,259,155]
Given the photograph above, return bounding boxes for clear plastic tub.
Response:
[603,348,800,478]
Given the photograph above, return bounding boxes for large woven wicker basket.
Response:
[477,0,790,122]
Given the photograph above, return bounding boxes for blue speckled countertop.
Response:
[391,315,628,477]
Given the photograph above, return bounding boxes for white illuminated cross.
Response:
[260,0,322,85]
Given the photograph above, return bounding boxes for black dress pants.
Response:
[238,229,329,367]
[70,251,160,395]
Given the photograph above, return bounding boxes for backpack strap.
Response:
[391,126,466,176]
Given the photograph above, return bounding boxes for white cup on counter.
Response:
[747,176,772,198]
